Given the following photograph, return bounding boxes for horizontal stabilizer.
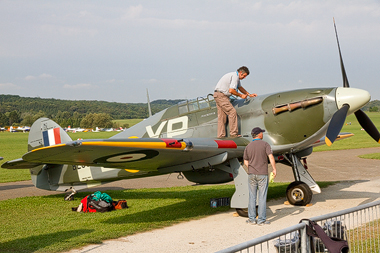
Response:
[1,158,42,169]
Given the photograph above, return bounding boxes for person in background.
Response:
[213,66,257,138]
[243,127,277,225]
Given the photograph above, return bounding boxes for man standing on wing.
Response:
[213,66,257,138]
[243,127,277,225]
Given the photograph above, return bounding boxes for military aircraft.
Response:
[2,21,379,216]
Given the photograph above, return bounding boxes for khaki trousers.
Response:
[213,91,238,138]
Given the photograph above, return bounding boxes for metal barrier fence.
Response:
[216,199,380,253]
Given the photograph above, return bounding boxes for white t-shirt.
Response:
[214,71,241,96]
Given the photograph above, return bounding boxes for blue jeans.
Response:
[248,174,268,223]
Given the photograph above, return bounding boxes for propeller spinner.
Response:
[326,19,380,146]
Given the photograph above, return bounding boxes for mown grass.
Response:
[113,118,143,127]
[347,219,380,252]
[359,153,380,160]
[0,182,333,253]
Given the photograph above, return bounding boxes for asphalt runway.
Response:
[1,147,380,201]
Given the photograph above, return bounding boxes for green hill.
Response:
[0,94,184,127]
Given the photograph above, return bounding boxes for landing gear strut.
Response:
[64,187,77,201]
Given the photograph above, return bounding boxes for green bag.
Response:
[91,191,113,204]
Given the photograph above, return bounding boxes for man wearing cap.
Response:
[243,127,277,225]
[214,66,257,138]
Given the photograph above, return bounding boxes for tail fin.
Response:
[28,118,72,151]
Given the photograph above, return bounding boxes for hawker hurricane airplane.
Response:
[2,22,379,216]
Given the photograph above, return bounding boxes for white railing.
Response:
[216,200,380,253]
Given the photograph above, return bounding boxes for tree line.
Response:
[0,95,183,128]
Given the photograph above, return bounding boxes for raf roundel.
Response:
[106,153,147,162]
[93,150,159,164]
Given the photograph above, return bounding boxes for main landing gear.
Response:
[228,151,320,217]
[282,152,320,206]
[64,187,77,201]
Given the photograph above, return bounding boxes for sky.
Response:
[1,0,380,103]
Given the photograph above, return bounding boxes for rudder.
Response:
[28,118,72,151]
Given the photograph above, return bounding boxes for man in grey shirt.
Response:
[243,127,277,225]
[213,66,257,138]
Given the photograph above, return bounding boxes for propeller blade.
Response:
[333,18,350,88]
[355,109,380,143]
[326,104,349,146]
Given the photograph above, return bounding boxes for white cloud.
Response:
[121,5,143,20]
[24,73,53,81]
[63,83,93,89]
[24,75,36,81]
[141,79,159,83]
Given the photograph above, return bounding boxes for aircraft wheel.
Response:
[235,205,258,217]
[236,208,248,217]
[286,181,312,206]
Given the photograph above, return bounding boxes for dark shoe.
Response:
[246,219,257,225]
[257,221,270,226]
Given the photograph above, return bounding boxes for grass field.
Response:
[113,118,143,127]
[0,131,118,183]
[0,182,333,253]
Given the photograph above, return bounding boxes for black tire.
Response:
[236,208,248,217]
[286,181,313,206]
[235,205,258,217]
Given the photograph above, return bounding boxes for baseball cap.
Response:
[251,127,265,135]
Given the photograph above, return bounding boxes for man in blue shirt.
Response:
[213,66,257,138]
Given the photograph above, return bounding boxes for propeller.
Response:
[325,18,380,146]
[325,104,349,146]
[355,109,380,143]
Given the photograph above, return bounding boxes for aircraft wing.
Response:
[15,137,249,173]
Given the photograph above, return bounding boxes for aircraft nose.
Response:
[335,87,371,114]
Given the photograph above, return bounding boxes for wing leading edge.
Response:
[13,137,249,172]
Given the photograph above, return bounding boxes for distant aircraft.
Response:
[8,126,30,133]
[65,126,85,133]
[2,21,379,216]
[16,126,31,133]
